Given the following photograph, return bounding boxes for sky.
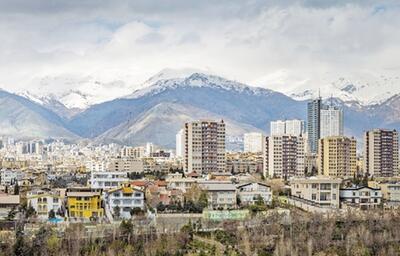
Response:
[0,0,399,95]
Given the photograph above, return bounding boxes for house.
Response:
[340,186,382,210]
[370,182,400,209]
[0,169,24,186]
[200,182,237,210]
[105,184,145,219]
[290,176,342,208]
[66,188,104,220]
[27,189,65,219]
[237,183,272,206]
[89,171,129,190]
[0,193,20,220]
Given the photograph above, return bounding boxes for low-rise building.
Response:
[89,171,129,190]
[290,176,342,208]
[105,185,145,219]
[27,189,65,219]
[200,182,237,210]
[0,194,20,219]
[340,186,382,210]
[66,188,104,220]
[237,182,272,206]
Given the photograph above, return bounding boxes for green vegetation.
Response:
[2,210,400,255]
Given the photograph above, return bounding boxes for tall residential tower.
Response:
[364,129,399,177]
[184,120,226,174]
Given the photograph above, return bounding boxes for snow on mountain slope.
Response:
[126,72,274,99]
[254,69,400,105]
[138,67,212,89]
[21,75,136,110]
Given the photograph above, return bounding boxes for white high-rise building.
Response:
[176,129,185,158]
[320,106,344,139]
[243,132,263,153]
[145,142,154,157]
[184,120,226,173]
[270,120,286,135]
[270,119,305,136]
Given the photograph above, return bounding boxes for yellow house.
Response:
[66,188,104,219]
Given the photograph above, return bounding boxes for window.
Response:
[312,194,316,200]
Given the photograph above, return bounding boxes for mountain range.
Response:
[0,70,399,150]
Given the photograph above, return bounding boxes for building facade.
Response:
[243,132,263,153]
[263,135,305,180]
[89,171,129,190]
[364,129,399,177]
[318,136,357,178]
[320,106,344,139]
[176,129,185,158]
[270,119,305,136]
[290,176,342,208]
[237,183,272,206]
[307,98,322,154]
[27,189,64,219]
[66,188,104,219]
[340,186,382,210]
[184,120,226,174]
[105,185,145,219]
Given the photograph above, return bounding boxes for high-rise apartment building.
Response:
[184,120,226,173]
[263,135,305,180]
[318,136,356,178]
[243,132,263,153]
[270,120,286,135]
[270,119,305,136]
[320,106,344,139]
[307,98,322,154]
[364,129,399,177]
[176,129,185,158]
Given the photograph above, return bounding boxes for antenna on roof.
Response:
[318,88,321,99]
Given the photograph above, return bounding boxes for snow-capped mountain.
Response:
[126,72,274,99]
[19,75,137,110]
[254,69,400,105]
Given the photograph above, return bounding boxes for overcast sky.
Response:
[0,0,399,93]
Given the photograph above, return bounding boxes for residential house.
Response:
[340,186,382,210]
[105,184,145,219]
[237,183,272,206]
[66,188,104,220]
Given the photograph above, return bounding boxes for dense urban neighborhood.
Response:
[0,96,400,255]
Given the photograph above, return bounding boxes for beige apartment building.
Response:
[290,176,342,208]
[364,129,399,177]
[318,136,356,178]
[108,157,144,173]
[184,120,226,174]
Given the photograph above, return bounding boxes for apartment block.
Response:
[243,132,263,153]
[364,129,399,177]
[184,120,226,174]
[320,106,344,139]
[270,119,305,136]
[263,135,305,180]
[318,136,356,178]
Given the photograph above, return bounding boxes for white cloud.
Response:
[0,0,398,96]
